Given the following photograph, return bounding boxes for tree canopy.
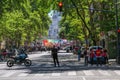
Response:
[0,0,51,48]
[0,0,119,49]
[56,0,117,46]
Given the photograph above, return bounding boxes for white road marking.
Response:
[98,70,110,76]
[82,77,86,80]
[83,70,94,76]
[1,71,16,77]
[52,72,61,76]
[35,73,44,76]
[18,73,28,77]
[114,71,120,75]
[68,71,76,76]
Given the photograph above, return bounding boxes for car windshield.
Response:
[81,47,85,51]
[89,46,102,51]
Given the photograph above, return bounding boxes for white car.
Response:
[63,46,70,53]
[88,46,103,52]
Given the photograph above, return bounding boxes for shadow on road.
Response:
[3,53,120,74]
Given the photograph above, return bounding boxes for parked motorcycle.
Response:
[7,56,32,67]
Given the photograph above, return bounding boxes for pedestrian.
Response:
[51,45,60,67]
[2,49,7,61]
[70,46,73,52]
[84,48,88,66]
[6,49,10,58]
[96,47,102,66]
[77,47,81,61]
[101,49,109,64]
[89,49,96,66]
[0,50,3,61]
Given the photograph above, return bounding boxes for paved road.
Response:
[0,51,120,80]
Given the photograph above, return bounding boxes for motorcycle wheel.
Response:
[7,60,14,67]
[24,59,32,66]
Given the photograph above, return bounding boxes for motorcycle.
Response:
[7,56,32,67]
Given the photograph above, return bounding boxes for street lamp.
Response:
[115,0,120,64]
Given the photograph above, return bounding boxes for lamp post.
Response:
[115,0,120,64]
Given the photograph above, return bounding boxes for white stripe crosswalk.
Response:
[52,72,61,76]
[98,70,111,76]
[35,73,44,76]
[114,71,120,75]
[0,70,120,78]
[68,71,76,76]
[1,71,16,77]
[83,70,94,76]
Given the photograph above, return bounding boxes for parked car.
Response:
[88,46,103,52]
[63,46,70,53]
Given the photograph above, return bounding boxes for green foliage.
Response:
[0,0,51,48]
[58,0,116,45]
[108,41,117,59]
[56,0,118,58]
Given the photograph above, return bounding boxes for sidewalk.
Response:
[108,59,120,67]
[76,58,120,68]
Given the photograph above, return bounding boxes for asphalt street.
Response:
[0,50,120,80]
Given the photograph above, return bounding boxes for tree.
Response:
[0,0,51,48]
[57,0,115,46]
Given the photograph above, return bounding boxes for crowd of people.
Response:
[89,48,109,66]
[0,47,28,62]
[0,44,109,67]
[49,45,109,67]
[75,46,109,66]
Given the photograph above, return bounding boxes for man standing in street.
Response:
[51,45,60,67]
